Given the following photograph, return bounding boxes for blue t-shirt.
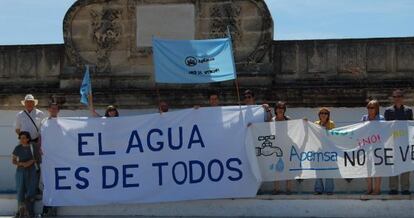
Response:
[13,144,35,169]
[361,114,385,121]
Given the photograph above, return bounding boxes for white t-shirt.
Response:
[14,109,46,140]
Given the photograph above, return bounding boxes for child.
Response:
[12,131,40,217]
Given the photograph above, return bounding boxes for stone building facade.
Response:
[0,0,413,109]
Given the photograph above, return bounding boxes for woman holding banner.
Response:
[91,105,120,117]
[272,101,293,195]
[104,105,120,117]
[314,107,335,195]
[361,100,384,195]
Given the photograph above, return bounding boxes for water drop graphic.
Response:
[276,158,284,172]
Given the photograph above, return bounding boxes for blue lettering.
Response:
[290,146,300,166]
[123,164,140,188]
[102,166,119,189]
[307,151,315,161]
[172,161,187,185]
[98,133,116,155]
[168,127,183,150]
[189,160,205,184]
[153,162,168,186]
[290,146,298,161]
[55,167,71,190]
[126,130,144,153]
[290,145,338,167]
[78,133,95,156]
[188,125,205,148]
[226,158,243,181]
[207,159,224,182]
[147,129,164,151]
[75,167,90,189]
[331,152,338,161]
[323,152,330,161]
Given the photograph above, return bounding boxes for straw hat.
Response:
[21,94,38,106]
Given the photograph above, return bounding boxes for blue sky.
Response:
[265,0,414,40]
[0,0,413,45]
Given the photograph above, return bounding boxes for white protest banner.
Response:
[247,120,414,181]
[41,106,264,206]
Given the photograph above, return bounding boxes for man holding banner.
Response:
[208,91,220,107]
[384,89,413,195]
[15,94,46,144]
[243,89,272,123]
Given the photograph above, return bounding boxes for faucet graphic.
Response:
[255,135,283,157]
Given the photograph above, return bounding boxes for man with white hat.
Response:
[14,94,46,143]
[13,94,45,217]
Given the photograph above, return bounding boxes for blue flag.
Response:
[153,37,236,83]
[80,65,91,106]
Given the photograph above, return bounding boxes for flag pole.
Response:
[89,91,94,114]
[227,26,242,111]
[87,65,95,115]
[156,84,162,114]
[153,35,163,114]
[235,78,242,108]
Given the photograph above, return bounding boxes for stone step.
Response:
[1,194,413,217]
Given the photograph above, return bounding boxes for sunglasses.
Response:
[276,107,285,109]
[367,107,375,109]
[244,95,253,99]
[319,112,329,115]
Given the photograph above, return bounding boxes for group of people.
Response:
[10,88,413,217]
[13,95,59,217]
[264,89,412,196]
[9,91,220,217]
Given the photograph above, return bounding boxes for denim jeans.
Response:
[314,178,334,193]
[15,166,37,203]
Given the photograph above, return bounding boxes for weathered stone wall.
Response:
[0,45,64,109]
[271,37,414,107]
[0,45,62,90]
[2,37,414,109]
[274,37,414,81]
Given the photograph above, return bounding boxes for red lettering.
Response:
[357,134,382,148]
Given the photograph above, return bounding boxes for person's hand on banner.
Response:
[262,104,272,122]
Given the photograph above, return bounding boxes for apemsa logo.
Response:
[185,56,198,67]
[185,56,215,67]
